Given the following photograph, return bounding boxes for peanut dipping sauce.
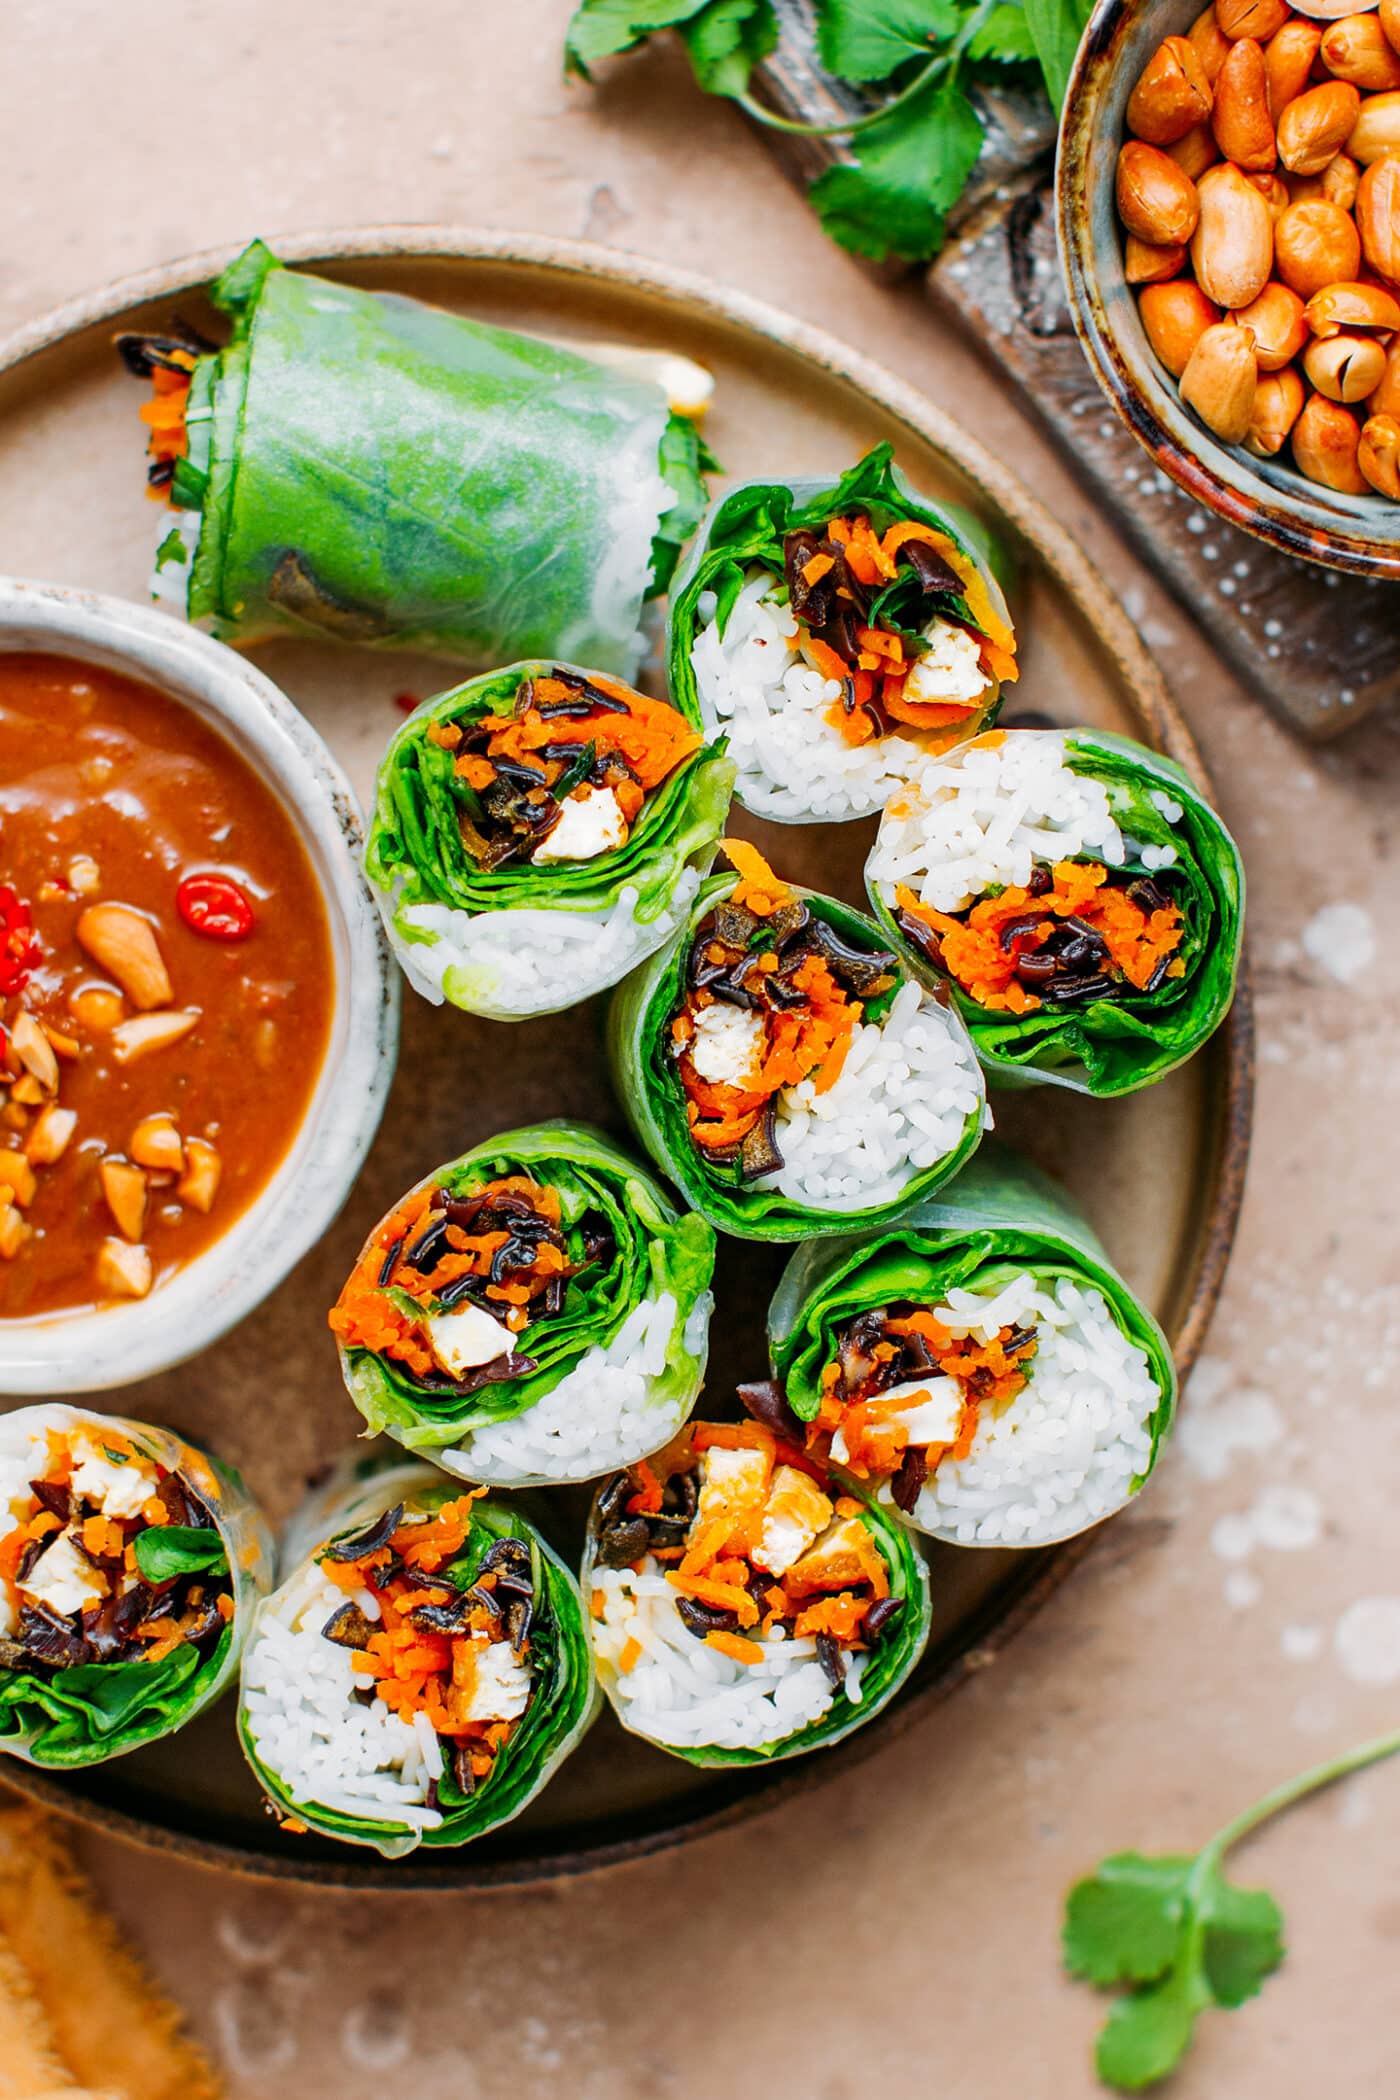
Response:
[0,653,334,1319]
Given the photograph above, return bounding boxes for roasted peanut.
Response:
[1128,36,1214,143]
[130,1114,185,1173]
[1277,81,1362,174]
[1217,0,1289,42]
[1235,280,1310,365]
[1265,18,1322,117]
[109,1010,200,1065]
[1192,161,1275,305]
[1358,410,1400,491]
[1355,154,1400,280]
[1303,329,1389,398]
[1274,197,1363,294]
[1322,152,1362,211]
[1117,140,1202,243]
[1126,235,1189,282]
[1166,122,1220,178]
[1245,363,1306,451]
[1213,38,1279,168]
[1180,320,1260,440]
[178,1139,222,1215]
[99,1156,147,1243]
[1304,277,1400,332]
[1138,278,1223,374]
[9,1013,58,1094]
[1190,2,1234,82]
[1249,170,1291,218]
[1321,15,1400,93]
[1367,333,1400,413]
[1291,390,1370,488]
[24,1105,77,1168]
[1348,90,1400,163]
[75,903,171,1011]
[1383,0,1400,60]
[96,1237,153,1301]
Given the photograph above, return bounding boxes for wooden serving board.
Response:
[751,7,1400,739]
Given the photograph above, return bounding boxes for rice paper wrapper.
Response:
[606,871,988,1242]
[335,1121,716,1487]
[866,727,1245,1097]
[364,660,735,1019]
[582,1462,930,1768]
[768,1143,1178,1544]
[238,1456,598,1857]
[171,240,710,675]
[0,1404,273,1769]
[666,443,1016,826]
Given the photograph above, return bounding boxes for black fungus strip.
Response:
[323,1505,404,1563]
[321,1602,379,1648]
[891,1446,930,1515]
[676,1596,741,1640]
[815,1632,847,1689]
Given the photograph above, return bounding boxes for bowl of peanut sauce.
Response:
[0,577,399,1389]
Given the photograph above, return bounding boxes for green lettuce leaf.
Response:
[132,1525,230,1583]
[866,729,1245,1098]
[339,1121,716,1455]
[606,870,986,1241]
[173,241,713,673]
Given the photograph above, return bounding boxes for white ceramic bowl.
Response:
[0,576,400,1391]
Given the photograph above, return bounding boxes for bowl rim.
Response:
[1056,0,1400,581]
[0,575,401,1389]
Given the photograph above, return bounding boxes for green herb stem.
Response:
[1206,1726,1400,1862]
[735,0,1001,139]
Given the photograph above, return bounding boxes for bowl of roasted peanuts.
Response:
[1059,0,1400,573]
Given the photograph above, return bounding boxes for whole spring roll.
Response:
[122,240,714,676]
[607,840,987,1242]
[238,1456,597,1856]
[365,660,735,1017]
[0,1404,272,1768]
[669,443,1017,825]
[766,1146,1177,1546]
[585,1419,930,1765]
[865,728,1245,1095]
[329,1123,716,1487]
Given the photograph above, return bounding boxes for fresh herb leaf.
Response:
[1063,1853,1195,1987]
[1198,1882,1285,2009]
[809,81,984,263]
[817,0,965,83]
[1021,0,1087,110]
[1095,1961,1211,2094]
[968,1,1040,62]
[682,0,777,94]
[132,1526,228,1583]
[564,0,711,78]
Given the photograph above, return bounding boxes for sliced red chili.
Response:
[0,886,40,997]
[176,873,255,941]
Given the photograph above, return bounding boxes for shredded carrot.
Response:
[618,1636,643,1673]
[705,1630,765,1665]
[722,838,793,918]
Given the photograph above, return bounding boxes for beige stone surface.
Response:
[3,3,1399,2095]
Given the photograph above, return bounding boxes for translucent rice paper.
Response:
[238,1453,598,1857]
[335,1122,716,1488]
[767,1143,1179,1545]
[667,444,1015,825]
[581,1441,931,1768]
[365,659,735,1019]
[865,727,1245,1097]
[172,241,705,676]
[0,1403,273,1769]
[606,871,988,1242]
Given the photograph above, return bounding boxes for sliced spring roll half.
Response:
[121,239,715,676]
[0,1404,272,1768]
[329,1122,716,1487]
[365,659,735,1018]
[607,840,987,1242]
[585,1420,929,1765]
[238,1458,597,1856]
[865,728,1245,1096]
[669,442,1018,825]
[766,1146,1177,1547]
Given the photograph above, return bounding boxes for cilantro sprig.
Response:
[1064,1726,1400,2090]
[563,0,1091,266]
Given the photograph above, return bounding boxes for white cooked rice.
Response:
[592,1557,868,1751]
[691,573,987,823]
[387,867,701,1019]
[883,1270,1162,1547]
[435,1291,711,1487]
[867,728,1181,918]
[240,1559,446,1831]
[759,980,985,1212]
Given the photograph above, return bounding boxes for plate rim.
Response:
[0,226,1254,1889]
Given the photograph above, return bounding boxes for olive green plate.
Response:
[0,230,1252,1888]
